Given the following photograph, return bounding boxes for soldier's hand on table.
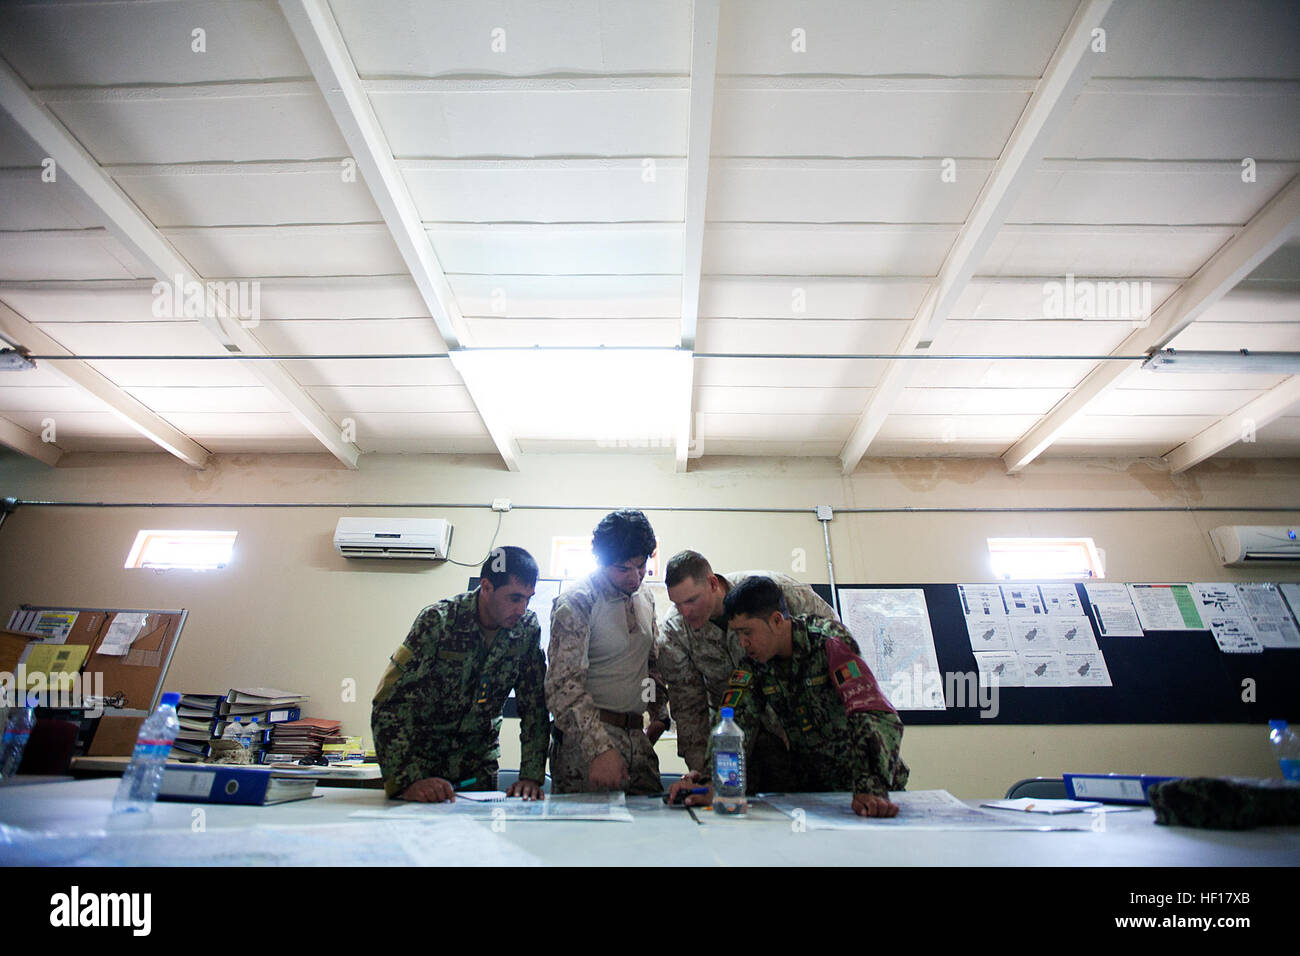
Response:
[852,792,898,818]
[401,777,456,802]
[646,719,667,745]
[668,771,711,807]
[507,778,544,800]
[587,749,630,790]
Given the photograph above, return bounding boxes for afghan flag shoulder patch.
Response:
[729,669,752,687]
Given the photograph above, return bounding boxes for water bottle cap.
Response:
[1270,719,1289,731]
[25,692,40,708]
[160,692,181,707]
[721,707,734,720]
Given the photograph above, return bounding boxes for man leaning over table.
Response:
[371,545,549,802]
[546,509,669,795]
[668,575,908,818]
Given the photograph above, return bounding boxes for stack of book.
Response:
[264,718,341,763]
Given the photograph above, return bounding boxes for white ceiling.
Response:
[0,0,1296,471]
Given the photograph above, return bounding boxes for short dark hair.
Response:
[722,575,789,623]
[480,545,539,588]
[591,509,657,567]
[665,550,713,588]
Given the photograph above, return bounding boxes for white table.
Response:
[1,778,1296,866]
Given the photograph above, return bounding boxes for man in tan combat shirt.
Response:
[659,550,847,786]
[546,509,669,794]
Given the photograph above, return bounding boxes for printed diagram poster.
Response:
[1083,582,1143,637]
[973,651,1024,687]
[1236,583,1300,650]
[1001,584,1047,618]
[1039,583,1085,617]
[961,584,1107,686]
[1127,584,1205,632]
[838,588,944,710]
[1190,583,1263,654]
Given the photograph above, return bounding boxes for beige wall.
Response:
[0,449,1297,798]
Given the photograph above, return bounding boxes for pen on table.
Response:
[456,776,477,789]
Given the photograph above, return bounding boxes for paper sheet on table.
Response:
[1083,582,1143,637]
[350,790,634,822]
[1128,584,1205,631]
[24,818,543,867]
[838,588,943,710]
[97,613,148,657]
[763,789,1089,831]
[980,798,1101,814]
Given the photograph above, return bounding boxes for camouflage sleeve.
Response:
[846,709,906,798]
[514,614,550,784]
[658,615,710,773]
[646,594,670,726]
[545,591,614,767]
[817,616,862,656]
[371,606,443,798]
[782,578,841,626]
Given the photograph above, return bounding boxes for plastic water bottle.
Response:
[246,717,260,751]
[111,692,181,814]
[0,693,38,779]
[711,706,747,814]
[222,717,242,741]
[1269,719,1300,781]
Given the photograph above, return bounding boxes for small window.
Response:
[987,537,1103,580]
[125,530,237,570]
[550,536,661,580]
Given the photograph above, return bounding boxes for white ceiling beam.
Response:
[278,0,520,472]
[0,55,360,469]
[839,0,1113,475]
[1164,377,1300,473]
[676,0,720,472]
[1003,174,1300,473]
[0,301,209,467]
[0,413,62,467]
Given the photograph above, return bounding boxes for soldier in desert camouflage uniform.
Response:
[669,576,908,817]
[546,509,669,795]
[658,550,848,781]
[371,546,549,801]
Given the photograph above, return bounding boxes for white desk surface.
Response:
[1,778,1296,866]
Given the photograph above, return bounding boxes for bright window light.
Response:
[550,537,662,581]
[987,537,1103,580]
[125,530,237,570]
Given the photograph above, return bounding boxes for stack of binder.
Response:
[265,718,341,763]
[207,687,308,762]
[173,693,224,758]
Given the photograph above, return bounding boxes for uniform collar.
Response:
[588,568,630,602]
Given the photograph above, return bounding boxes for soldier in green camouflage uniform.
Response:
[659,550,850,778]
[669,575,908,817]
[371,547,549,801]
[546,510,669,795]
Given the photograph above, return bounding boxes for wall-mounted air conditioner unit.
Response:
[334,517,453,560]
[1209,526,1300,566]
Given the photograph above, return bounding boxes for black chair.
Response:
[1004,777,1067,799]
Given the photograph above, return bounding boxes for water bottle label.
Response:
[131,741,172,760]
[714,751,742,789]
[2,730,29,745]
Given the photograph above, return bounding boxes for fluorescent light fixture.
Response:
[125,530,237,570]
[1141,349,1300,375]
[455,348,688,447]
[988,537,1103,580]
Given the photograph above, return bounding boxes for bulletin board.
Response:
[7,605,188,714]
[818,584,1300,725]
